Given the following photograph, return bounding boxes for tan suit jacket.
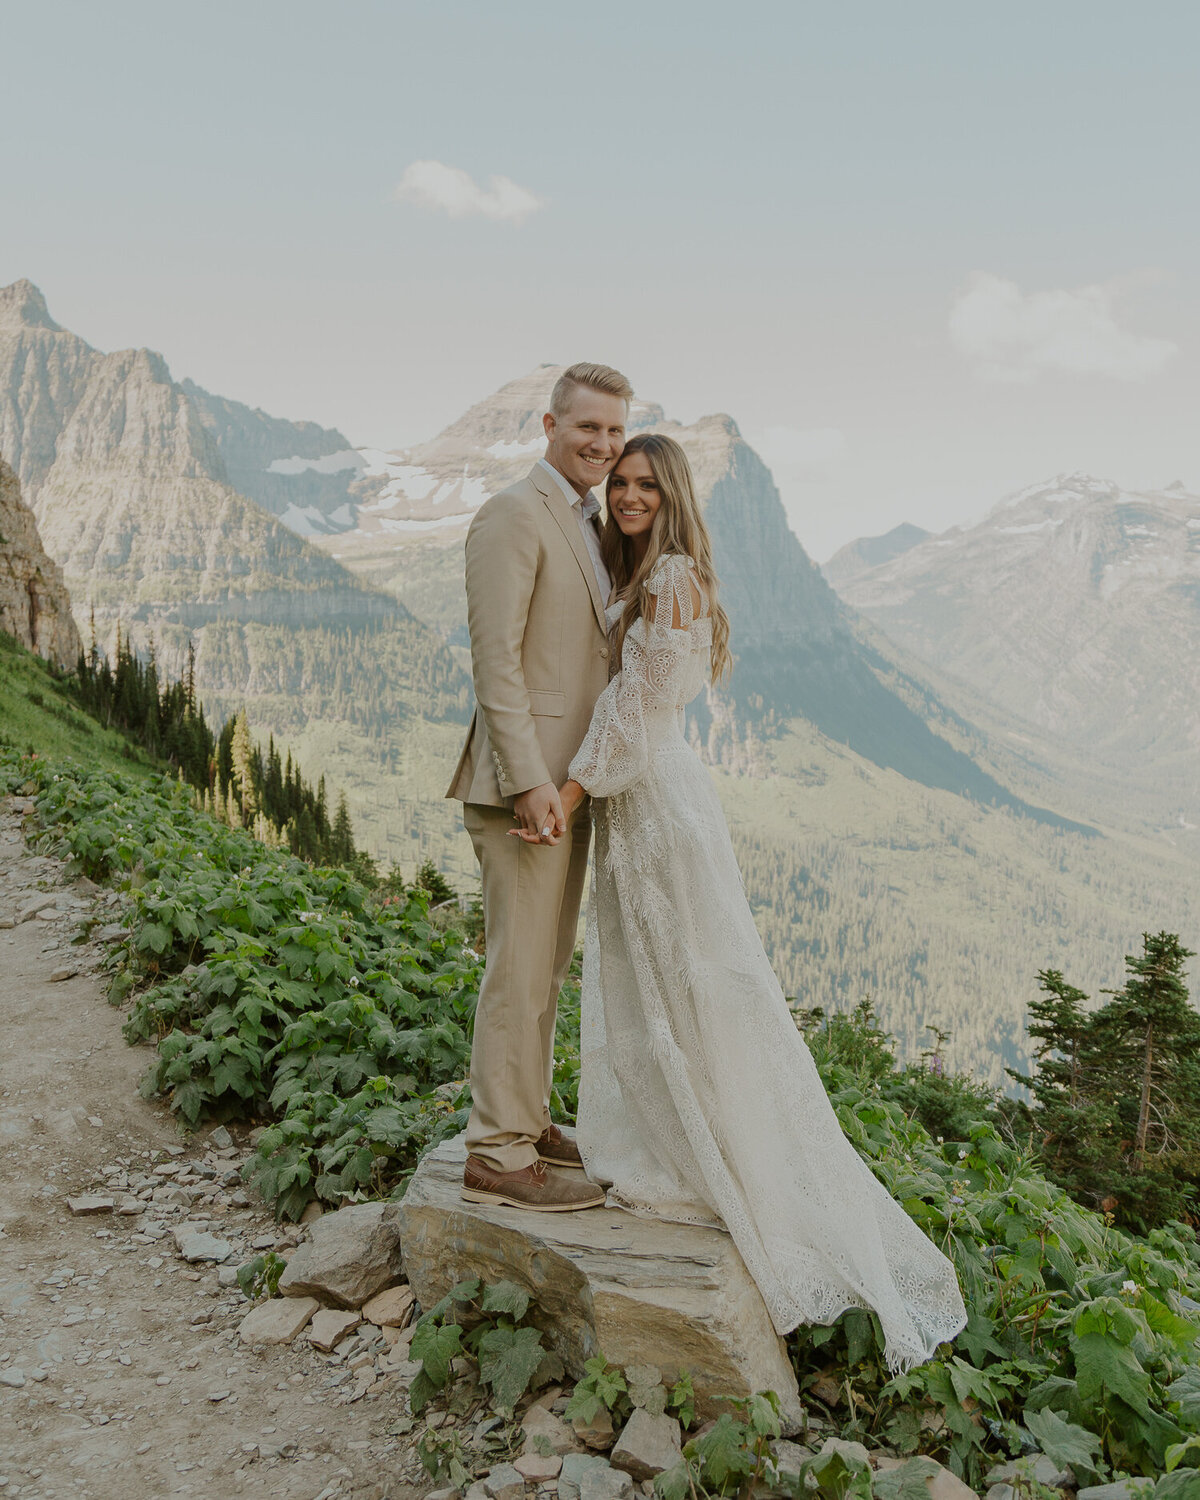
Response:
[446,464,612,806]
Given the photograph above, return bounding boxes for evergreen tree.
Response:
[1021,933,1200,1229]
[331,792,355,865]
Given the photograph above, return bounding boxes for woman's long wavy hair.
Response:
[599,433,732,685]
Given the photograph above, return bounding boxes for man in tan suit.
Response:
[447,362,632,1210]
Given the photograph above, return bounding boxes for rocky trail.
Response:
[0,794,430,1500]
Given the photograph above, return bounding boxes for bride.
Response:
[519,431,967,1373]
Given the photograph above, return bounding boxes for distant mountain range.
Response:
[825,474,1200,835]
[3,278,1194,1079]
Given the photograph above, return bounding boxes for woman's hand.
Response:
[559,779,585,821]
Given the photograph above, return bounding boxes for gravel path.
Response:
[0,794,427,1500]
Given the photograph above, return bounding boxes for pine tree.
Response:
[331,792,355,865]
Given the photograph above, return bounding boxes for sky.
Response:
[2,0,1197,560]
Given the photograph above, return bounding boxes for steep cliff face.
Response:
[0,279,399,629]
[0,454,81,667]
[180,378,367,537]
[831,474,1200,783]
[823,523,931,591]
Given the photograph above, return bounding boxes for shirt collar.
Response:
[538,457,596,514]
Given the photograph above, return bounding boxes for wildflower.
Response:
[949,1195,964,1206]
[1121,1279,1140,1296]
[958,1149,968,1160]
[348,975,360,988]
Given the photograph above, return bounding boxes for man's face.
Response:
[542,388,628,497]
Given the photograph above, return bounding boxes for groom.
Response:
[446,362,632,1211]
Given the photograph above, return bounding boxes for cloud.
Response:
[949,272,1177,382]
[393,160,543,224]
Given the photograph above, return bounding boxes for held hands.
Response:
[508,780,585,845]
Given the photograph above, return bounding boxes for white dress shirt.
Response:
[538,458,611,603]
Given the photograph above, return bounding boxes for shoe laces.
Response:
[531,1160,548,1182]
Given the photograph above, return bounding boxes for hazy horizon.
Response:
[3,0,1197,559]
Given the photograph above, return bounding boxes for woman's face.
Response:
[607,450,661,542]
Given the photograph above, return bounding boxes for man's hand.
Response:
[511,782,566,845]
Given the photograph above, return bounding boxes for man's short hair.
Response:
[549,362,633,418]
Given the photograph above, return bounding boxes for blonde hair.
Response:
[549,362,633,418]
[600,433,732,685]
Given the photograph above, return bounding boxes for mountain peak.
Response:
[0,279,62,332]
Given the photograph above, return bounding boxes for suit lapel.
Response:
[529,465,608,635]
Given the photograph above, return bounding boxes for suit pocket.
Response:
[527,690,565,716]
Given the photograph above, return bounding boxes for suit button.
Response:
[599,647,608,658]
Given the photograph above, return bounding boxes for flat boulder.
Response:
[278,1201,403,1308]
[398,1133,804,1427]
[238,1295,319,1346]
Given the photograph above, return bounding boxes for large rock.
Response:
[0,454,80,668]
[398,1134,804,1426]
[610,1409,683,1480]
[278,1201,403,1308]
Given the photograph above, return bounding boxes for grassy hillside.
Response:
[0,630,162,780]
[329,700,1199,1088]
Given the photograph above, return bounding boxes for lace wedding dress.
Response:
[568,553,967,1373]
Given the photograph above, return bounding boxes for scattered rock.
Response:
[96,923,125,942]
[177,1231,233,1264]
[300,1200,324,1224]
[809,1373,842,1406]
[207,1389,231,1402]
[580,1465,636,1500]
[49,965,76,982]
[238,1295,320,1345]
[66,1195,114,1215]
[876,1454,977,1500]
[772,1439,815,1476]
[208,1125,233,1149]
[307,1307,362,1352]
[559,1454,616,1500]
[514,1452,563,1481]
[572,1405,616,1450]
[1077,1486,1145,1500]
[18,894,56,922]
[360,1284,415,1328]
[277,1201,403,1309]
[481,1462,527,1500]
[1,1368,26,1388]
[523,1403,584,1457]
[610,1409,682,1480]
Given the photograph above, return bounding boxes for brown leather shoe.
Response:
[461,1155,605,1212]
[537,1123,583,1168]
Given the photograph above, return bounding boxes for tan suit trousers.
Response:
[463,803,591,1172]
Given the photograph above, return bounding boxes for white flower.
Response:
[348,975,360,988]
[958,1149,968,1160]
[1122,1279,1139,1295]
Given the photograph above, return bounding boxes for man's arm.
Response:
[465,494,557,817]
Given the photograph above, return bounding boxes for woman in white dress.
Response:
[519,433,967,1373]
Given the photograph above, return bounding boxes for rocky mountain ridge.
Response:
[827,472,1200,825]
[0,453,80,668]
[0,279,471,873]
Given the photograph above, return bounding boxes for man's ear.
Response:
[542,410,556,441]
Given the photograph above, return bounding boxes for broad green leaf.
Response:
[479,1279,530,1322]
[1023,1406,1102,1475]
[693,1414,757,1492]
[871,1457,942,1500]
[476,1324,546,1415]
[652,1462,692,1500]
[1168,1368,1200,1428]
[410,1319,463,1389]
[1071,1329,1152,1418]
